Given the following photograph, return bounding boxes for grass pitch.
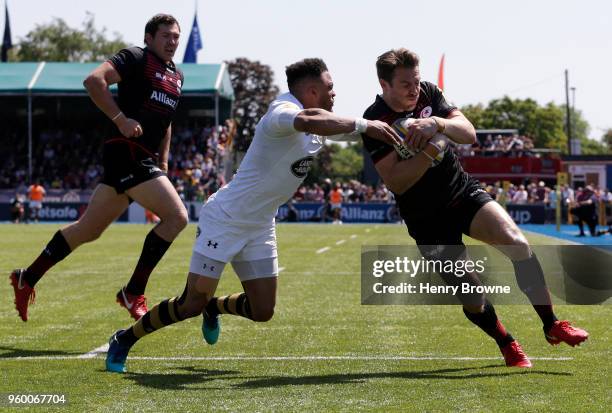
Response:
[0,223,610,412]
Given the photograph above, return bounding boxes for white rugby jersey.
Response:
[205,93,334,226]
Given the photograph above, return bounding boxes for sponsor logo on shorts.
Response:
[119,174,134,183]
[207,240,218,249]
[290,156,314,178]
[469,188,487,197]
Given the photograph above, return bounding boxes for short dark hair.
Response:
[144,14,180,44]
[285,58,328,93]
[376,48,420,83]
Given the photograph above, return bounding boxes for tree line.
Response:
[7,14,611,180]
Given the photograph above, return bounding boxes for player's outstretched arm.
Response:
[375,134,448,194]
[83,62,143,138]
[294,108,402,147]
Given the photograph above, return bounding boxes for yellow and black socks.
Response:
[117,297,184,347]
[206,293,252,320]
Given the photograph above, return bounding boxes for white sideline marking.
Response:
[335,240,346,245]
[316,246,331,254]
[6,355,573,362]
[350,234,357,239]
[78,343,109,359]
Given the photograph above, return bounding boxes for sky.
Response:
[3,0,611,141]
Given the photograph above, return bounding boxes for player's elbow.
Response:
[293,115,309,132]
[454,123,477,145]
[379,169,413,195]
[83,73,105,92]
[464,126,477,144]
[385,179,410,195]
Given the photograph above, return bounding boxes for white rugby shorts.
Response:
[192,201,278,266]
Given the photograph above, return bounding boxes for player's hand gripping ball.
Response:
[391,117,448,166]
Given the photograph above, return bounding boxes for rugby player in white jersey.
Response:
[106,58,403,373]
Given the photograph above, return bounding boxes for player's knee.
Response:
[506,231,531,259]
[168,207,189,233]
[250,305,274,322]
[81,226,105,243]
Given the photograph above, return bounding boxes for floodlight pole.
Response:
[565,69,572,155]
[27,93,32,185]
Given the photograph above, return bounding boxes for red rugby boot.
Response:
[116,286,148,320]
[9,269,36,322]
[501,340,532,368]
[545,320,589,347]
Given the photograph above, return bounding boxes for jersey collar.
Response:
[376,94,414,117]
[280,92,304,109]
[144,47,176,70]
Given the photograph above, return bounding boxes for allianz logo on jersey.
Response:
[150,90,178,109]
[290,156,314,178]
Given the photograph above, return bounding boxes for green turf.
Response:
[0,223,609,412]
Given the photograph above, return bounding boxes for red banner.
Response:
[460,156,561,181]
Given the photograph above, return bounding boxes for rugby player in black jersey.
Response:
[362,48,588,368]
[10,14,187,322]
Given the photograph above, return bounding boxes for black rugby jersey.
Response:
[108,47,183,155]
[361,81,470,215]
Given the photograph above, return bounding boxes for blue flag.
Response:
[183,13,202,63]
[2,2,12,62]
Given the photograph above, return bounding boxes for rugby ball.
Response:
[391,117,446,166]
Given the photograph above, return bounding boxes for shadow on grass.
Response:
[0,346,82,358]
[110,363,573,390]
[121,367,242,390]
[232,364,572,388]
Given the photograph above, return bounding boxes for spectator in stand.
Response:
[527,182,539,204]
[312,183,325,202]
[596,188,612,236]
[292,186,306,202]
[494,135,505,153]
[329,183,343,224]
[483,135,495,155]
[535,181,547,203]
[10,193,25,224]
[570,185,599,237]
[506,134,524,154]
[544,187,553,208]
[27,179,46,223]
[562,184,575,208]
[511,184,528,204]
[522,136,534,152]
